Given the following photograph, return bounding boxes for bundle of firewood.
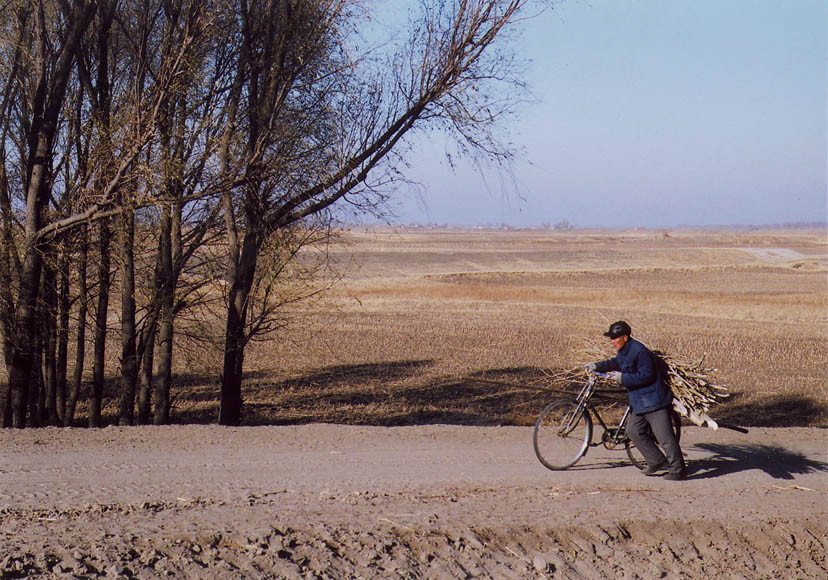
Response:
[578,340,730,429]
[650,349,730,430]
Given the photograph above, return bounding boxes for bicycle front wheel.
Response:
[533,400,593,470]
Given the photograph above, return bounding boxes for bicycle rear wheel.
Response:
[533,400,593,470]
[625,410,682,470]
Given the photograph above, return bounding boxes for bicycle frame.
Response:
[574,374,632,452]
[590,403,633,449]
[566,373,632,449]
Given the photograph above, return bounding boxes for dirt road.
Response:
[1,424,826,579]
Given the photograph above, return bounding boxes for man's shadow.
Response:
[688,443,828,480]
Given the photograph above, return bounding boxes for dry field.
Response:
[9,227,824,428]
[192,227,827,429]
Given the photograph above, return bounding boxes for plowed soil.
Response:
[2,424,826,579]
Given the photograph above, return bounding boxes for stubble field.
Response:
[225,227,828,430]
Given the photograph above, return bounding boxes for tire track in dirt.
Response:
[1,424,826,578]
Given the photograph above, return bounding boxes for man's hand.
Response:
[585,362,597,372]
[607,371,622,384]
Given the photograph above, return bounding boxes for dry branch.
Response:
[650,348,730,429]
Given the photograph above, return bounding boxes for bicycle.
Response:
[533,371,681,471]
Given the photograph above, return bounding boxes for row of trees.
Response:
[0,0,538,428]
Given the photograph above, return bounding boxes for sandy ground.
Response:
[1,424,826,579]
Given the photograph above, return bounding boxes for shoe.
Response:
[663,471,686,481]
[641,462,668,476]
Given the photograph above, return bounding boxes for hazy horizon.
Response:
[382,0,827,229]
[350,219,827,231]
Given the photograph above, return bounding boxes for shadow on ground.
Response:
[169,363,591,427]
[689,443,828,480]
[713,394,826,428]
[55,360,827,428]
[238,364,579,427]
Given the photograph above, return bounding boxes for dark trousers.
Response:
[626,407,685,474]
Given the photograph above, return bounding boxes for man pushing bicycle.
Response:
[587,321,687,481]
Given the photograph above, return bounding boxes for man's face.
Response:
[610,334,628,351]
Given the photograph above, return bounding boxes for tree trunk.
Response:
[8,116,52,427]
[0,158,14,427]
[56,244,70,424]
[29,280,46,427]
[1,156,15,426]
[118,208,138,425]
[154,303,173,425]
[90,219,111,427]
[8,241,45,427]
[137,316,156,425]
[137,247,161,425]
[152,205,171,426]
[64,224,89,427]
[29,339,42,428]
[219,308,245,426]
[219,231,260,426]
[42,263,59,424]
[146,195,187,426]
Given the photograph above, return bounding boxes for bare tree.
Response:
[1,0,223,427]
[143,0,230,424]
[3,0,98,427]
[216,0,533,425]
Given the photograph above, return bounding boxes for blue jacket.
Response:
[595,338,673,414]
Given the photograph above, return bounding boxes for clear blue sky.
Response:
[388,0,827,228]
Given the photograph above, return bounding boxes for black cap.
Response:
[603,321,631,339]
